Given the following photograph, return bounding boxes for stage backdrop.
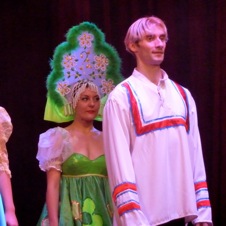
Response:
[0,0,225,225]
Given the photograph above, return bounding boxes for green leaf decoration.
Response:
[82,198,103,226]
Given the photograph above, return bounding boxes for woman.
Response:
[36,22,122,226]
[36,80,113,226]
[0,107,19,226]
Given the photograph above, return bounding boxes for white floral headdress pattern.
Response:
[44,22,122,123]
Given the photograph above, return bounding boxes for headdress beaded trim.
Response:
[44,22,123,123]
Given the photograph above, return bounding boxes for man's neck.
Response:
[136,65,163,85]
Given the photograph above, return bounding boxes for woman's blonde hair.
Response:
[71,80,100,109]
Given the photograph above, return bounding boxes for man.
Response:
[103,16,212,226]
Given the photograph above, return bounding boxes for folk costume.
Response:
[0,107,13,226]
[103,69,212,225]
[36,22,122,226]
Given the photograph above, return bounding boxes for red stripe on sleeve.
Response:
[113,183,137,202]
[195,181,207,191]
[118,202,140,216]
[197,200,211,208]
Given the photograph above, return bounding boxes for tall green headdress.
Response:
[44,21,123,123]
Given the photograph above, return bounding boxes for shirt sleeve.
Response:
[186,91,213,225]
[103,91,150,226]
[36,127,68,172]
[0,107,12,177]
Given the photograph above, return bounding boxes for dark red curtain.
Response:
[0,0,225,225]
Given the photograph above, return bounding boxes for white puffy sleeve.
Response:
[36,127,71,172]
[0,107,12,177]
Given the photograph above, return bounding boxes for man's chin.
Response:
[152,61,163,66]
[154,58,164,65]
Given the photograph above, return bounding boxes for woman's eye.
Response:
[81,97,88,101]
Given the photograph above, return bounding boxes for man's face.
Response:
[133,24,168,66]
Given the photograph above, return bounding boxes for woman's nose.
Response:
[89,99,95,106]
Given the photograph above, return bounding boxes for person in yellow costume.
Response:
[36,22,123,226]
[0,107,19,226]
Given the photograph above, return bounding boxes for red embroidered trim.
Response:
[174,82,190,131]
[197,200,211,208]
[195,181,207,191]
[113,182,137,202]
[118,202,141,216]
[123,82,188,135]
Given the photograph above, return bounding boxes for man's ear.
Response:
[128,42,138,53]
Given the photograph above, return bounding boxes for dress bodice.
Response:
[62,153,107,176]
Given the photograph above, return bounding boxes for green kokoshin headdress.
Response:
[44,21,123,123]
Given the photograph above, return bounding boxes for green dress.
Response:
[36,127,113,226]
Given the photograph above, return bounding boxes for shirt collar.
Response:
[132,68,169,85]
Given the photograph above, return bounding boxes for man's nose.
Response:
[155,37,164,47]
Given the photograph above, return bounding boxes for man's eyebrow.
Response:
[145,32,166,36]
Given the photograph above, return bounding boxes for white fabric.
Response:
[36,127,74,172]
[0,107,12,177]
[103,69,212,226]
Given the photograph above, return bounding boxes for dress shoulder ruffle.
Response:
[0,107,12,177]
[36,127,73,172]
[0,107,12,143]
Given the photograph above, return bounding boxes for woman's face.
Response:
[74,88,100,122]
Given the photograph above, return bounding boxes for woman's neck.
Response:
[66,120,94,134]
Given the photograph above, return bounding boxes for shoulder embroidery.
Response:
[122,81,189,135]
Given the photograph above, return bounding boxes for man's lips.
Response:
[153,51,164,54]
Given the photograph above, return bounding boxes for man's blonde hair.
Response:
[124,16,168,54]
